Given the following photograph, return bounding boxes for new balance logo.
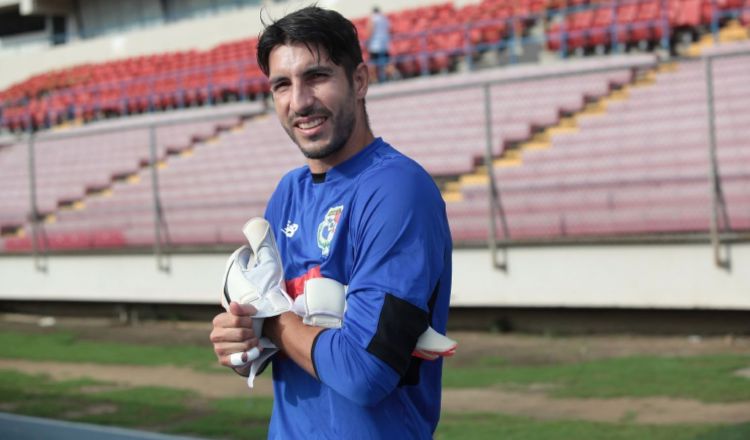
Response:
[281,221,299,238]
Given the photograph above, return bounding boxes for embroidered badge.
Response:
[317,205,344,257]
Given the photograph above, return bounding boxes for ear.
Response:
[353,62,369,100]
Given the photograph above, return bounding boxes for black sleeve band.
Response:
[366,293,429,377]
[311,328,329,381]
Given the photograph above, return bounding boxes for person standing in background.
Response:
[367,6,392,82]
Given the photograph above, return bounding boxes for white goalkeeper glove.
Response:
[221,217,292,388]
[291,278,347,328]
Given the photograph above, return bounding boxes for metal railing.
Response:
[703,49,749,270]
[367,57,657,271]
[17,104,264,272]
[368,50,749,270]
[5,50,749,273]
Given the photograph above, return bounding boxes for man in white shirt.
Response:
[367,6,392,82]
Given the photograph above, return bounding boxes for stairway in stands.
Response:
[443,52,750,243]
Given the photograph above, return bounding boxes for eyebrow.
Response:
[269,64,335,88]
[303,65,334,77]
[268,75,287,89]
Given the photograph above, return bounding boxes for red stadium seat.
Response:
[569,10,595,50]
[672,0,702,27]
[590,7,613,47]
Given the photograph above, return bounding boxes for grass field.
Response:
[1,318,749,439]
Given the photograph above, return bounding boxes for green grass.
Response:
[76,387,194,427]
[692,423,750,440]
[2,328,750,439]
[0,368,271,438]
[167,397,272,439]
[435,413,750,440]
[0,330,216,370]
[0,369,193,428]
[443,354,750,402]
[1,367,750,440]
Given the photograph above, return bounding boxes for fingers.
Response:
[213,340,259,356]
[210,309,261,368]
[213,341,261,367]
[210,326,260,367]
[230,347,260,366]
[229,301,257,317]
[210,325,256,344]
[212,310,253,330]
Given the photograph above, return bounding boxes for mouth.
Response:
[294,116,328,136]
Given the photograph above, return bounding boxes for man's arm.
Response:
[263,311,325,378]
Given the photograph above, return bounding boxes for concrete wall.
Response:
[451,244,750,309]
[1,243,748,309]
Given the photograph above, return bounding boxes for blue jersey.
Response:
[263,138,452,439]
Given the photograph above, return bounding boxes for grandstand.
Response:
[0,0,749,322]
[447,52,750,242]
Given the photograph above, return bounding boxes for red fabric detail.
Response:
[285,266,322,299]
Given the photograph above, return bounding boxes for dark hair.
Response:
[257,6,363,80]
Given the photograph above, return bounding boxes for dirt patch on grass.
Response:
[2,318,750,425]
[0,359,272,399]
[443,388,750,424]
[61,403,119,419]
[2,358,750,425]
[448,331,750,366]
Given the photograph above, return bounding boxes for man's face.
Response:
[268,43,357,160]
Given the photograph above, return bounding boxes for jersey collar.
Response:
[314,137,385,183]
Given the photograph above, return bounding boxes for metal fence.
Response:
[10,104,265,272]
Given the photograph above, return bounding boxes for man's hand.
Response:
[210,301,260,375]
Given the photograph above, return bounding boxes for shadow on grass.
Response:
[692,422,750,440]
[0,369,272,439]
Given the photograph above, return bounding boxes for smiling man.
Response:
[209,6,453,439]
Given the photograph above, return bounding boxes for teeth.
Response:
[298,118,324,130]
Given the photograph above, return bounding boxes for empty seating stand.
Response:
[447,49,750,243]
[0,54,650,251]
[368,55,637,176]
[0,103,263,251]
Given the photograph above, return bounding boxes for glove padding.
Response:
[292,277,457,359]
[221,217,293,388]
[292,278,347,328]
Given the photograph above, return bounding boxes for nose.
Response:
[290,82,315,116]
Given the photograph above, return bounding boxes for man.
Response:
[210,6,452,439]
[366,6,392,83]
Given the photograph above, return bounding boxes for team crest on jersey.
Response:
[317,205,344,257]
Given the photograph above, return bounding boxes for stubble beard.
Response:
[285,93,357,161]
